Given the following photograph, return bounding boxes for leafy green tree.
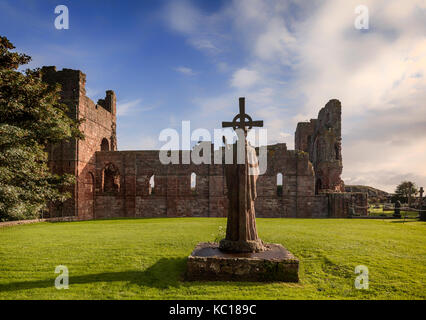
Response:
[394,181,418,207]
[0,36,83,221]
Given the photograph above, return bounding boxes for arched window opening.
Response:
[149,175,155,195]
[85,172,95,218]
[101,138,109,151]
[85,172,95,193]
[315,178,322,195]
[102,163,120,193]
[191,172,197,193]
[277,173,283,196]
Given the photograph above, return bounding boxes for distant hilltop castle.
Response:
[42,67,367,220]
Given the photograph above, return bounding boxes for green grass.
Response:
[368,205,419,218]
[0,218,425,300]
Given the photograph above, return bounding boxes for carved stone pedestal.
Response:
[186,242,299,282]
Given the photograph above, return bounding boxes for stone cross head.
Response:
[222,97,263,135]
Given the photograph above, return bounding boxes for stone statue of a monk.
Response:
[186,98,299,283]
[219,135,265,253]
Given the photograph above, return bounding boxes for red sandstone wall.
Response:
[295,100,344,194]
[295,120,316,153]
[93,143,349,219]
[95,150,227,219]
[45,68,366,219]
[43,67,116,219]
[43,67,81,217]
[76,92,116,220]
[328,192,368,217]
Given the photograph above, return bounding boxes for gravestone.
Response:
[186,97,299,282]
[393,200,402,218]
[419,187,426,221]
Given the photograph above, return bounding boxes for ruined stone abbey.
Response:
[43,67,367,220]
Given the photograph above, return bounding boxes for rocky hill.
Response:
[345,185,390,199]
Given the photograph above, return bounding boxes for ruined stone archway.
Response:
[102,163,120,193]
[148,174,155,195]
[191,172,197,192]
[101,138,110,151]
[315,178,322,195]
[276,173,283,196]
[83,172,95,219]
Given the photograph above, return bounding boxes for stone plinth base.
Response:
[219,238,265,253]
[186,242,299,282]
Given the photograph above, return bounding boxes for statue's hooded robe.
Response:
[223,139,262,249]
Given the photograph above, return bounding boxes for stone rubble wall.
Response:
[295,99,344,193]
[42,67,116,219]
[43,68,368,219]
[93,143,366,219]
[0,216,80,228]
[328,192,368,217]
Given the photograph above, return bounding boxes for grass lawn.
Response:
[0,218,425,300]
[368,205,419,218]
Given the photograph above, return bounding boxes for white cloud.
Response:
[230,68,260,88]
[117,99,156,116]
[164,0,201,34]
[163,0,226,54]
[174,66,197,76]
[294,0,426,117]
[254,17,297,64]
[189,39,219,52]
[293,0,426,192]
[117,99,142,116]
[164,0,426,192]
[120,135,160,151]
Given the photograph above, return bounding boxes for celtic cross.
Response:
[222,97,263,135]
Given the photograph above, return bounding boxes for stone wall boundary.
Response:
[0,216,82,228]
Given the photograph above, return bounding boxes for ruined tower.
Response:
[295,99,344,194]
[42,66,117,219]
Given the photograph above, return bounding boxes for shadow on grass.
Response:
[1,256,282,293]
[0,257,190,292]
[46,217,223,225]
[389,219,420,223]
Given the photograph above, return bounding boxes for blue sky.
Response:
[1,0,426,192]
